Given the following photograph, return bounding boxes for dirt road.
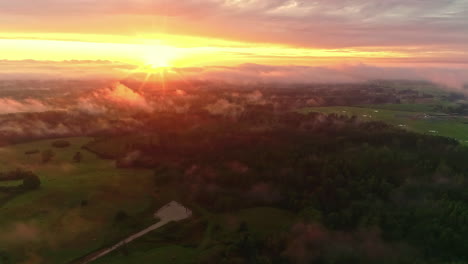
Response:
[73,201,192,264]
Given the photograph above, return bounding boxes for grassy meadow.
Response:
[0,137,157,263]
[302,105,468,143]
[0,137,296,264]
[93,206,296,264]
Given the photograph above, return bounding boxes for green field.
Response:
[302,105,468,143]
[361,103,437,113]
[222,207,295,237]
[94,245,198,264]
[0,137,157,264]
[0,180,22,187]
[84,134,160,159]
[0,138,298,263]
[93,206,295,264]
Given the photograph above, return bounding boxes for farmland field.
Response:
[0,137,157,264]
[302,105,468,143]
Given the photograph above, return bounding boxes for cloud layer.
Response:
[178,63,468,89]
[0,60,467,89]
[1,0,467,52]
[0,98,50,114]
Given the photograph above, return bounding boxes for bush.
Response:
[0,250,11,264]
[51,140,71,148]
[41,150,55,163]
[21,173,41,190]
[114,210,129,222]
[24,149,39,155]
[73,152,82,163]
[0,169,40,191]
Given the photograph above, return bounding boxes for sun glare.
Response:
[145,55,170,69]
[141,45,179,72]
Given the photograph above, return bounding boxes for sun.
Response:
[144,55,171,70]
[141,45,179,72]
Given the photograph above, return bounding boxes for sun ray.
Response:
[171,69,195,90]
[138,71,153,90]
[159,69,167,91]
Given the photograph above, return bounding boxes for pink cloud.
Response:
[0,98,50,114]
[1,0,466,52]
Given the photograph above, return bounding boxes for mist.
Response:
[1,60,467,90]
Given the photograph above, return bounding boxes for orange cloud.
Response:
[0,98,50,114]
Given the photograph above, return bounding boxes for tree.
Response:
[20,172,40,190]
[51,140,71,148]
[237,221,249,233]
[73,152,83,163]
[0,250,11,264]
[114,210,128,222]
[299,207,323,223]
[41,150,55,164]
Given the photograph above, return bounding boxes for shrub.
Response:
[24,149,39,155]
[21,173,41,190]
[0,169,41,191]
[51,140,71,148]
[114,210,128,222]
[41,150,55,163]
[73,152,83,163]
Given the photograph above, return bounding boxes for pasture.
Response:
[302,105,468,143]
[0,137,156,263]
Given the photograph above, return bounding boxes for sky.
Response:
[0,0,467,85]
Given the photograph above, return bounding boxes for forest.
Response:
[84,108,468,263]
[2,83,468,263]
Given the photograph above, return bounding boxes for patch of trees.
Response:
[114,210,129,222]
[0,250,10,264]
[51,140,71,148]
[445,92,466,102]
[0,169,41,192]
[73,152,82,163]
[41,149,55,163]
[24,149,39,155]
[435,103,468,115]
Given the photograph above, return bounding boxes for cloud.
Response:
[100,82,152,111]
[283,223,409,264]
[75,98,108,115]
[0,222,41,244]
[0,60,132,80]
[0,98,50,114]
[178,63,468,89]
[0,210,97,263]
[116,150,141,168]
[74,82,154,114]
[205,99,244,117]
[0,112,143,143]
[245,90,266,104]
[1,0,467,52]
[1,60,467,89]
